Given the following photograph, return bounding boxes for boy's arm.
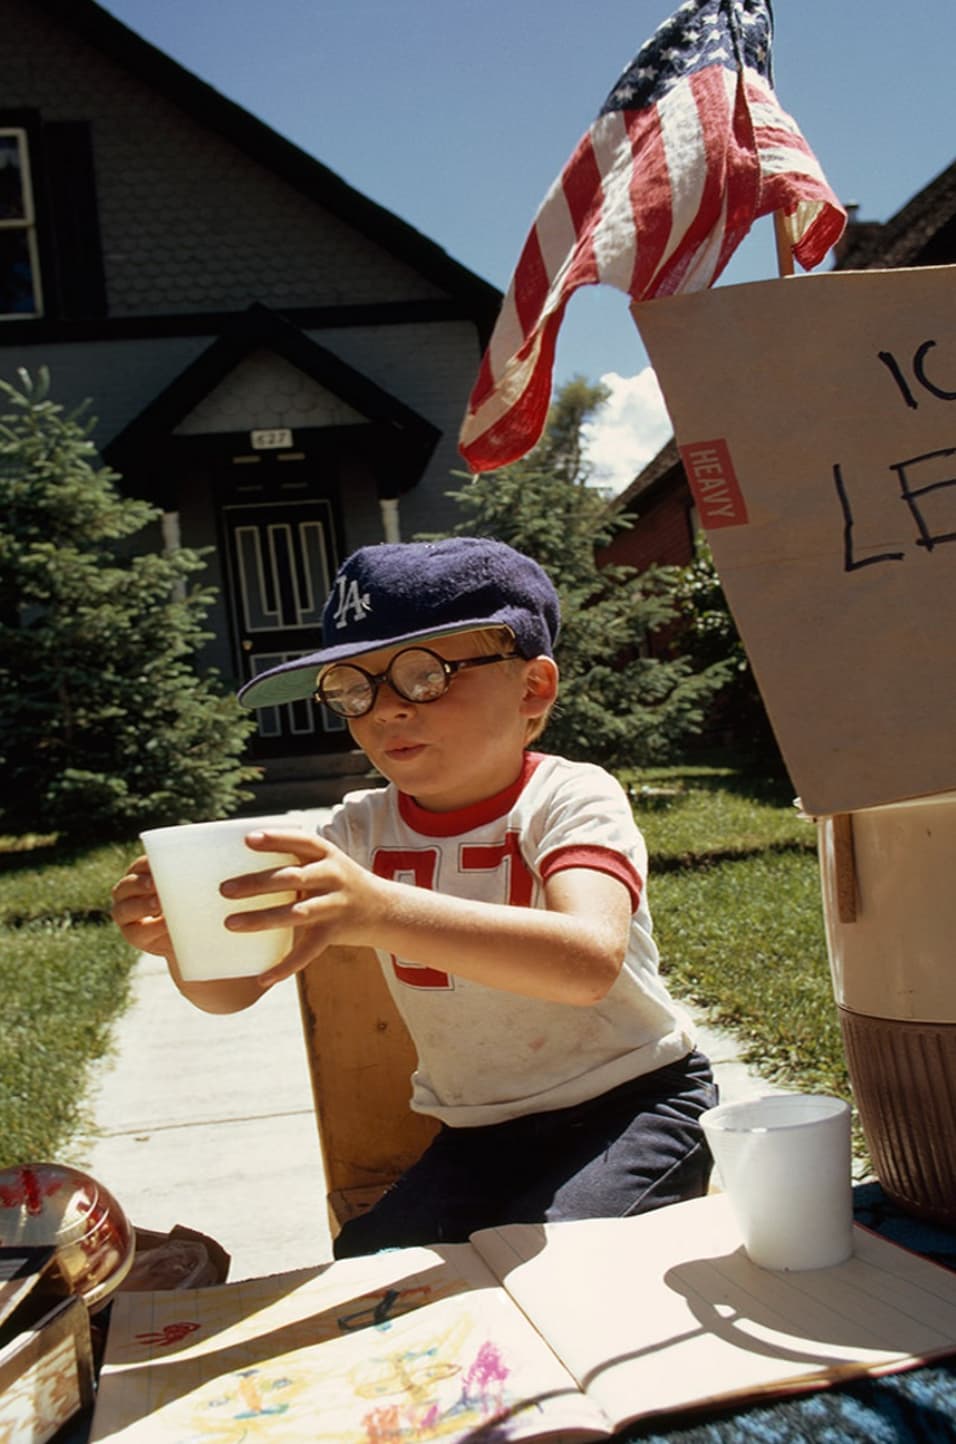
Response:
[223,830,631,1005]
[110,856,264,1014]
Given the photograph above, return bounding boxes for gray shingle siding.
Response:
[1,0,448,315]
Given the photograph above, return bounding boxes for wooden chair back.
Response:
[296,944,439,1237]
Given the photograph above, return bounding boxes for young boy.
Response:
[111,537,715,1259]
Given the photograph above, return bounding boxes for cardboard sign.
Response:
[633,264,956,816]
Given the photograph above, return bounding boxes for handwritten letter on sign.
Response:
[634,265,956,816]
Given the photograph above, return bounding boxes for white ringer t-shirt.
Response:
[320,751,696,1127]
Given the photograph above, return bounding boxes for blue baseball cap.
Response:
[237,537,561,709]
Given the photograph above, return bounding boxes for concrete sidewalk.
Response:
[70,950,332,1281]
[67,949,791,1283]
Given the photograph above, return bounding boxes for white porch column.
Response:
[379,496,401,543]
[161,510,186,601]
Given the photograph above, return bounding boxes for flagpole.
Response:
[773,211,795,277]
[773,207,857,913]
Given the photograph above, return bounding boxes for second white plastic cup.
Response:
[141,816,305,981]
[700,1093,853,1271]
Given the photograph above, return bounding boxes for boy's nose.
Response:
[369,680,413,720]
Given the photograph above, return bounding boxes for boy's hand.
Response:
[110,856,174,958]
[220,829,383,986]
[220,830,632,1007]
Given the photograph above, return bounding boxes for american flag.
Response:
[459,0,846,473]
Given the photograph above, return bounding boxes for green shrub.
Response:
[0,369,257,842]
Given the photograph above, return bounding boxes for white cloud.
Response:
[582,368,672,495]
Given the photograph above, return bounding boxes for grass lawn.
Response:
[625,765,845,1087]
[622,763,862,1161]
[0,836,141,1167]
[1,764,854,1171]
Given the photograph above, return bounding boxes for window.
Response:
[0,129,43,318]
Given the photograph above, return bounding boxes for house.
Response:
[0,0,500,800]
[833,162,956,272]
[600,158,956,576]
[598,436,695,575]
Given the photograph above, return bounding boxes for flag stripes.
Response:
[459,0,846,474]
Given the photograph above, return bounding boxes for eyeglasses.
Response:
[314,646,516,718]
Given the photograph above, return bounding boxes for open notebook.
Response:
[90,1193,956,1442]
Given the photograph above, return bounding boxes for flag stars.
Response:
[610,81,639,106]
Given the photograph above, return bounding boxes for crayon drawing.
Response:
[91,1250,604,1443]
[133,1297,570,1444]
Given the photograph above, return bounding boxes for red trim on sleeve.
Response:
[540,845,644,911]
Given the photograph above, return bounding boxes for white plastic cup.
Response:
[140,816,304,981]
[700,1094,853,1271]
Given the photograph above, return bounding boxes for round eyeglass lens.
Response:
[320,665,374,716]
[389,649,448,702]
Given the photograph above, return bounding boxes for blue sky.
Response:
[99,0,954,484]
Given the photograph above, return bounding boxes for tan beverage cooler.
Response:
[816,793,956,1227]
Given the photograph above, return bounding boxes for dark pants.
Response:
[333,1048,717,1259]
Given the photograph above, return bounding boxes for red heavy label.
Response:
[679,440,749,529]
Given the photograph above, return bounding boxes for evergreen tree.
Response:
[669,535,787,773]
[0,369,258,841]
[440,378,729,769]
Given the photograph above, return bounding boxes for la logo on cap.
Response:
[332,575,372,631]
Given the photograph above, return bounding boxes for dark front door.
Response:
[222,492,348,756]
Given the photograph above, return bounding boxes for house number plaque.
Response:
[250,428,294,450]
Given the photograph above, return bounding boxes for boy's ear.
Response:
[520,656,559,717]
